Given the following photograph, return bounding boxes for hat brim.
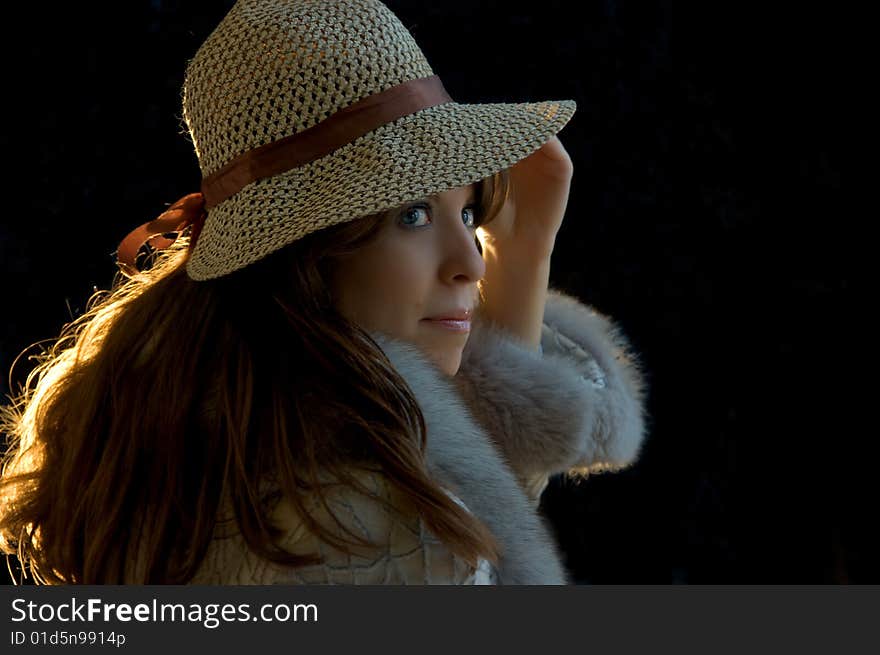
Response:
[186,98,576,281]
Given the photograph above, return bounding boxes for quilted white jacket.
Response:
[187,287,649,584]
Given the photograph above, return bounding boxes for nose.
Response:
[438,215,486,284]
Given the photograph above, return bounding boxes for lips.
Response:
[421,307,473,333]
[423,308,473,321]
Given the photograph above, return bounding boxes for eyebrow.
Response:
[389,187,479,214]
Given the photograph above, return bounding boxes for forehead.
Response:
[386,184,479,214]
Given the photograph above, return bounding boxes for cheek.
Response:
[332,243,427,325]
[369,250,426,312]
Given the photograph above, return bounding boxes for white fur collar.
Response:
[370,288,649,584]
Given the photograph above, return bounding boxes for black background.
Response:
[0,1,869,583]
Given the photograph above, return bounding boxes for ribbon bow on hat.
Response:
[115,192,206,276]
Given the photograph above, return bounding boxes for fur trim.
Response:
[454,287,648,480]
[371,333,569,585]
[539,287,649,472]
[367,287,649,583]
[455,308,597,480]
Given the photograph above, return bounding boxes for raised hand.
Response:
[478,135,574,263]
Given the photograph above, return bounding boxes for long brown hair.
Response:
[0,172,511,584]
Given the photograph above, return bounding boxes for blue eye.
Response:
[400,204,430,227]
[398,204,479,229]
[462,206,477,228]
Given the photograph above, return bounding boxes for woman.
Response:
[0,0,648,584]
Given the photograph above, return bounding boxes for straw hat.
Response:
[117,0,576,281]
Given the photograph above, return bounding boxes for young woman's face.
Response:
[330,184,485,376]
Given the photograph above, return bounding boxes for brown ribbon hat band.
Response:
[116,75,453,275]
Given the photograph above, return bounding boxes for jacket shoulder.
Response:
[190,468,485,585]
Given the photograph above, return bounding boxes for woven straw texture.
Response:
[183,0,576,281]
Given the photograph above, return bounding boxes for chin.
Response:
[437,352,463,377]
[414,344,458,377]
[411,332,464,377]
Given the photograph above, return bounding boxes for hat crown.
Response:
[182,0,435,178]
